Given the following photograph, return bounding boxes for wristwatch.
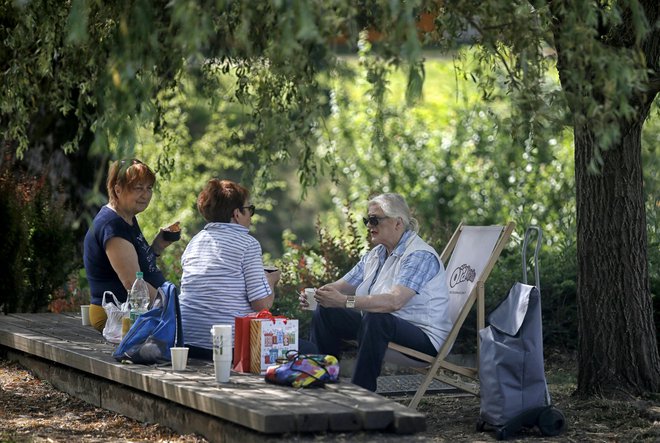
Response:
[345,296,356,309]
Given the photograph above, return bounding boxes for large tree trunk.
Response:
[574,118,660,397]
[550,0,660,400]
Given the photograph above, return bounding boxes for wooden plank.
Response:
[383,400,427,434]
[227,375,360,432]
[0,313,426,436]
[0,314,110,350]
[229,375,362,431]
[303,382,396,430]
[0,317,358,433]
[0,319,299,433]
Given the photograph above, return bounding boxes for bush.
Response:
[0,163,28,313]
[157,240,185,286]
[0,159,79,313]
[48,269,90,313]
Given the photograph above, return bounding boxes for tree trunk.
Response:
[574,119,660,397]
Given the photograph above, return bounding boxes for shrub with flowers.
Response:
[48,269,91,313]
[0,154,79,314]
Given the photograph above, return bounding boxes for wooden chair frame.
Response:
[387,221,515,409]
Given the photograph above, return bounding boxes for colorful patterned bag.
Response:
[264,353,340,388]
[233,309,290,372]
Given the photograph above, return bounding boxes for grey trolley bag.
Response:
[476,227,566,440]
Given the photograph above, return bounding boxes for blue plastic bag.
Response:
[113,281,183,364]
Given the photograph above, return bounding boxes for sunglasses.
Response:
[362,215,389,226]
[242,205,256,216]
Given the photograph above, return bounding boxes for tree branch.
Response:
[647,73,660,97]
[464,17,520,90]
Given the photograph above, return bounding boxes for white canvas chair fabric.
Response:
[445,226,504,324]
[385,222,515,409]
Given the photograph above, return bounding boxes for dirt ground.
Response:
[0,351,658,442]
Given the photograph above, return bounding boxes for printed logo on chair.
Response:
[449,264,476,288]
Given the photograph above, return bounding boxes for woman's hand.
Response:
[298,290,310,310]
[152,221,181,255]
[315,286,348,308]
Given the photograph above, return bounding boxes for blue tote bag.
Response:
[113,281,183,364]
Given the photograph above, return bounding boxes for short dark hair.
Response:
[197,179,249,222]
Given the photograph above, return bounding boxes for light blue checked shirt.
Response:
[343,230,440,293]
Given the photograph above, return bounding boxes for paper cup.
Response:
[211,325,232,354]
[214,358,231,383]
[170,347,189,371]
[304,288,317,311]
[210,325,232,382]
[80,305,91,326]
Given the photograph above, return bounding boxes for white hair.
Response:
[368,193,420,233]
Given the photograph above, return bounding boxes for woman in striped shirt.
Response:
[179,179,280,360]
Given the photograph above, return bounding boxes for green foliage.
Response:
[315,58,576,251]
[0,161,28,314]
[0,159,78,313]
[2,0,658,376]
[130,54,657,354]
[643,102,660,300]
[48,269,90,313]
[156,240,185,287]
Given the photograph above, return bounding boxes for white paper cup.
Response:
[80,305,91,326]
[214,358,232,383]
[210,325,232,382]
[304,288,317,311]
[211,324,232,340]
[211,325,232,357]
[170,347,189,371]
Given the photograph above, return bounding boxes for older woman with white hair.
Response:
[304,193,452,391]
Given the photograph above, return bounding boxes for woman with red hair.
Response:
[179,179,281,360]
[83,159,176,331]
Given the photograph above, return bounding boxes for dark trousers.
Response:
[187,344,214,361]
[310,306,437,391]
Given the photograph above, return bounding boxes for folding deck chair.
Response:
[385,222,515,409]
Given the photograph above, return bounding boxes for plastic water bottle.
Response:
[129,271,149,320]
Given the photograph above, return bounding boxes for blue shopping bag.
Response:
[113,281,183,364]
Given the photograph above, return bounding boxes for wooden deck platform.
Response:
[0,313,426,442]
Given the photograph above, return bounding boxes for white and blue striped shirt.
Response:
[179,222,271,350]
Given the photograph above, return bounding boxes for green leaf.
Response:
[65,0,89,45]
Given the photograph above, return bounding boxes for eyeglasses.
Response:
[241,205,256,216]
[362,215,389,226]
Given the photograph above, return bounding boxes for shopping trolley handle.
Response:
[522,226,542,290]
